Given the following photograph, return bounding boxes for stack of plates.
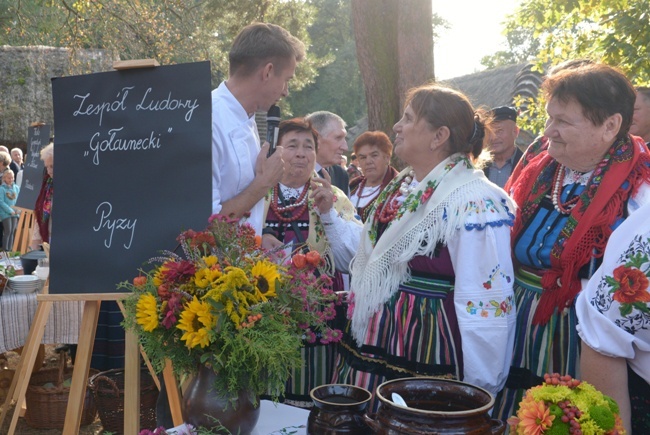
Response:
[8,275,41,294]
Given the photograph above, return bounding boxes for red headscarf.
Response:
[506,135,650,325]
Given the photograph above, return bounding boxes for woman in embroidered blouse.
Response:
[493,63,650,421]
[348,131,398,221]
[331,84,517,410]
[30,143,53,250]
[262,117,362,406]
[575,201,650,434]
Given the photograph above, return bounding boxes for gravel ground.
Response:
[0,345,105,434]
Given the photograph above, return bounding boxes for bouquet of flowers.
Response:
[122,214,342,401]
[508,373,625,435]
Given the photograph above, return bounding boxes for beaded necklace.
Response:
[375,170,418,224]
[551,165,581,215]
[270,183,310,223]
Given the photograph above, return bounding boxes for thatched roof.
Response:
[441,63,529,109]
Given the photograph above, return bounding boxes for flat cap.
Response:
[491,106,518,122]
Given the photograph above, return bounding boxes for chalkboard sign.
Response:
[49,61,212,294]
[16,124,51,210]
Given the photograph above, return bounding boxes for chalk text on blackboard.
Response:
[87,127,165,165]
[73,86,133,127]
[136,88,200,122]
[93,201,137,249]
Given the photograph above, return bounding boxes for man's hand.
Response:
[256,142,285,190]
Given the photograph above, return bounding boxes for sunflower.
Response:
[177,297,216,349]
[194,266,222,289]
[135,294,159,332]
[250,260,281,301]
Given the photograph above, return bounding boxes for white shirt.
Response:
[211,82,264,234]
[576,201,650,383]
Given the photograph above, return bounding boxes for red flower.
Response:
[612,266,650,304]
[420,187,434,203]
[161,260,196,283]
[483,281,492,289]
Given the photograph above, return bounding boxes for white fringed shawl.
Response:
[349,153,516,344]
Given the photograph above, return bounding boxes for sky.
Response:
[432,0,522,80]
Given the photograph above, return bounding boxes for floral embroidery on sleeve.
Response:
[482,264,512,290]
[591,234,650,334]
[466,295,514,318]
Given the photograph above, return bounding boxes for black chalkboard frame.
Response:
[49,61,212,295]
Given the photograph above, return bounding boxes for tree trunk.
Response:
[351,0,399,135]
[352,0,434,135]
[397,0,434,111]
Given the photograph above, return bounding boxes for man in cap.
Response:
[484,106,523,188]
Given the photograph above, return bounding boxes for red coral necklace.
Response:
[270,183,310,223]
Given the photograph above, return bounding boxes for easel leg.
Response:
[124,327,141,433]
[63,300,100,435]
[116,300,160,391]
[163,359,184,426]
[0,300,53,434]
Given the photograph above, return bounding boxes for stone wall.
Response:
[0,46,115,147]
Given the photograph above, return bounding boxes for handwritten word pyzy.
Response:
[93,201,137,249]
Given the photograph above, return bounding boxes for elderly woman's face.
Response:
[279,130,316,185]
[44,156,53,178]
[356,144,390,184]
[544,97,619,172]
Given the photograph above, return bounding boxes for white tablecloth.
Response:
[169,400,309,435]
[0,289,84,353]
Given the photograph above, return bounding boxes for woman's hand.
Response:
[310,176,335,214]
[261,233,284,250]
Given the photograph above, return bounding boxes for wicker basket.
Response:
[24,352,98,429]
[89,367,159,434]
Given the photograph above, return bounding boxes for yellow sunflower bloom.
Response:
[135,294,159,332]
[251,260,281,301]
[177,297,216,349]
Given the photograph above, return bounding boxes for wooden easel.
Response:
[12,208,34,254]
[0,293,141,434]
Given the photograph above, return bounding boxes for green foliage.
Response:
[0,0,330,94]
[488,0,650,134]
[285,0,365,124]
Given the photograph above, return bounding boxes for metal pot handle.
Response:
[363,413,382,431]
[490,418,506,434]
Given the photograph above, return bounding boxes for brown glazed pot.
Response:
[182,365,260,434]
[364,377,505,434]
[308,384,372,434]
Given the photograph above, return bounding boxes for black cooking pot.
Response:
[20,250,47,276]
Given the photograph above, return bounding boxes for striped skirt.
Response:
[331,276,459,412]
[492,268,580,422]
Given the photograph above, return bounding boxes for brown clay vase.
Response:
[364,377,505,434]
[182,365,260,434]
[307,384,372,434]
